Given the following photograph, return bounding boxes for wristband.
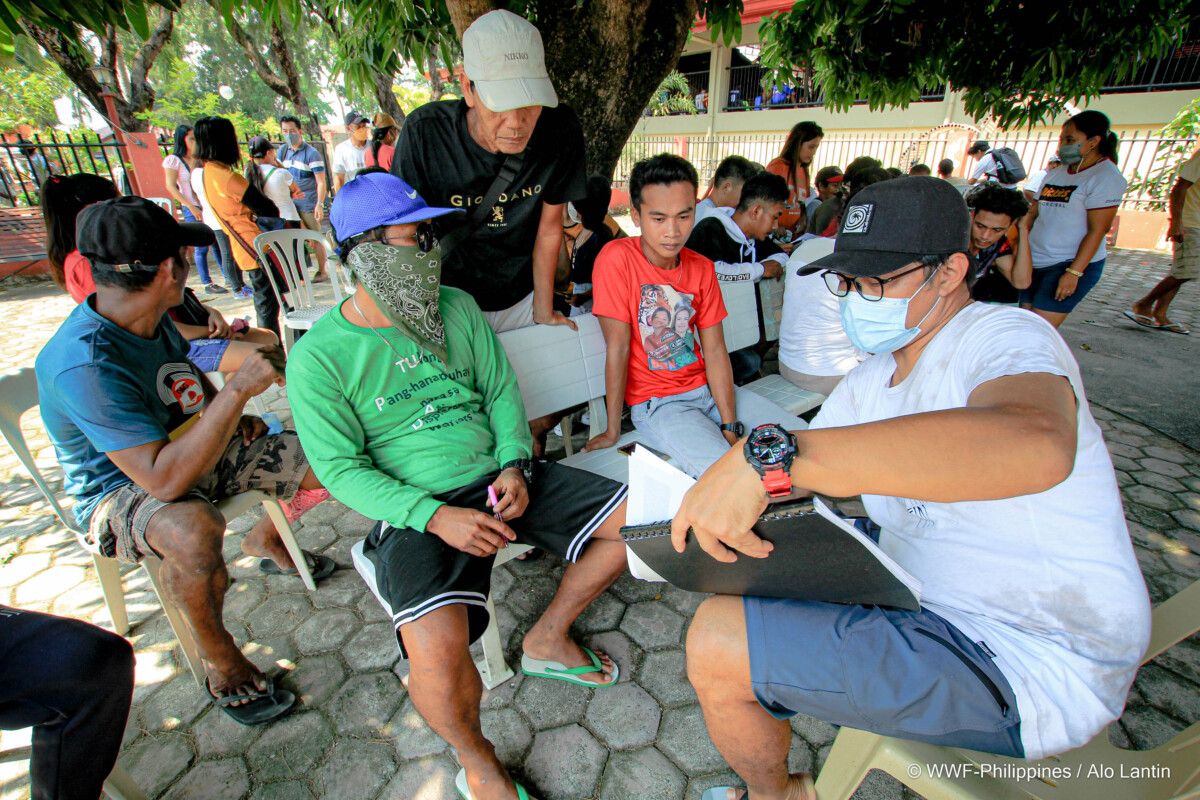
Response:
[1065,268,1084,278]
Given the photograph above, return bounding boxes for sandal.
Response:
[205,675,295,726]
[259,550,336,581]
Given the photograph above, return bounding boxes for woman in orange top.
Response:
[766,121,823,235]
[195,116,284,339]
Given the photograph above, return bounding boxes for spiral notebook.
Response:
[620,445,921,610]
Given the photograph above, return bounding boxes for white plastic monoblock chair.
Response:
[0,741,147,800]
[252,229,342,352]
[814,578,1200,800]
[0,368,317,687]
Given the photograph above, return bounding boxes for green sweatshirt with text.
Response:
[286,286,532,532]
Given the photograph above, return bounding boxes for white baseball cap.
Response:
[462,9,558,113]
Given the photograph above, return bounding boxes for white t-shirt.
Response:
[1023,168,1048,197]
[1029,160,1126,266]
[1176,151,1200,230]
[162,154,197,206]
[189,166,220,230]
[970,152,1019,189]
[258,164,300,221]
[809,303,1150,761]
[779,238,860,377]
[332,139,368,180]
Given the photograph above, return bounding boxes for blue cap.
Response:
[331,172,463,241]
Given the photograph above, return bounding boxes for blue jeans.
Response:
[181,206,213,285]
[631,384,806,478]
[212,230,245,292]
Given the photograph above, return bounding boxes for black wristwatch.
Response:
[719,421,745,437]
[501,458,534,486]
[744,424,799,498]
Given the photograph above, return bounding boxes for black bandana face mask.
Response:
[347,242,448,365]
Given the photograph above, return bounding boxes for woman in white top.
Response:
[245,136,302,223]
[162,124,226,293]
[1021,111,1127,328]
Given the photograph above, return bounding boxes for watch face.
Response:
[749,426,791,467]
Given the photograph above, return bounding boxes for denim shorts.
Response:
[744,596,1024,758]
[187,338,232,373]
[1018,258,1104,313]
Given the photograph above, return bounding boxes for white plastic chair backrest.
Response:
[252,229,341,311]
[719,279,759,351]
[497,315,599,420]
[0,368,83,536]
[145,196,174,216]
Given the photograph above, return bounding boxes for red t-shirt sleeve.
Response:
[591,241,632,323]
[693,254,727,329]
[64,249,94,304]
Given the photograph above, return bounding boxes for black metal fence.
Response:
[0,129,334,209]
[722,65,946,111]
[1103,40,1200,93]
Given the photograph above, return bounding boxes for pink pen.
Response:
[487,486,507,547]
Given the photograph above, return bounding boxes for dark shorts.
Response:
[361,462,627,658]
[87,431,310,564]
[1018,257,1104,313]
[744,597,1024,758]
[187,338,232,374]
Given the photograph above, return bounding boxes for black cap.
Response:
[799,177,970,278]
[77,197,215,272]
[967,140,990,155]
[344,110,369,126]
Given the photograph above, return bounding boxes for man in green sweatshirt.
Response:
[287,172,629,800]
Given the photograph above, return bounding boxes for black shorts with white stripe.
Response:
[361,461,627,658]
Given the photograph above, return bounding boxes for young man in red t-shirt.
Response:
[583,154,803,477]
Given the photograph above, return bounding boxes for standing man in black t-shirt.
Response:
[391,8,587,335]
[966,183,1032,305]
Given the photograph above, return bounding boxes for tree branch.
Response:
[128,10,174,114]
[446,0,495,40]
[211,2,290,96]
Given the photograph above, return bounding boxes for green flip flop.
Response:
[520,646,619,687]
[455,767,535,799]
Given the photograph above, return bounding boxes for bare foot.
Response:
[240,518,295,570]
[463,763,521,800]
[205,650,269,708]
[720,773,816,800]
[1130,299,1154,318]
[522,633,616,687]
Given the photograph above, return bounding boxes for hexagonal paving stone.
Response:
[244,635,301,674]
[1142,445,1190,464]
[620,601,685,650]
[506,573,562,620]
[660,585,710,617]
[1124,484,1182,512]
[607,573,664,604]
[1133,470,1188,494]
[356,591,391,623]
[245,593,314,639]
[491,564,516,601]
[248,779,316,800]
[384,697,449,759]
[294,607,359,654]
[245,710,333,782]
[1174,509,1200,533]
[140,673,211,732]
[343,621,401,672]
[525,724,607,800]
[1139,458,1191,479]
[281,654,347,707]
[481,706,534,763]
[378,754,460,800]
[163,757,251,800]
[788,734,815,774]
[14,563,86,605]
[585,682,660,749]
[791,713,839,749]
[1120,704,1188,750]
[572,591,626,635]
[657,704,726,774]
[600,746,686,800]
[1134,664,1200,725]
[192,703,266,758]
[638,648,697,707]
[585,630,641,684]
[328,671,405,736]
[310,567,368,609]
[481,669,526,710]
[1106,441,1143,461]
[1109,454,1141,473]
[313,739,397,799]
[514,670,591,730]
[297,523,338,551]
[333,508,377,537]
[120,732,196,799]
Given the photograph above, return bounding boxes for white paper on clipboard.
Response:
[624,444,696,582]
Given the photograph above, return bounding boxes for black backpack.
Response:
[989,147,1027,184]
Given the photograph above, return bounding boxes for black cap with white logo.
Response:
[799,177,970,278]
[77,196,215,273]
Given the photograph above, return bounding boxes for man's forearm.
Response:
[602,350,628,435]
[532,230,560,317]
[791,405,1074,503]
[316,178,327,207]
[704,350,737,424]
[1011,228,1033,289]
[145,386,252,499]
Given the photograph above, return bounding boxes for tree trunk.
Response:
[23,16,172,133]
[268,19,324,137]
[371,67,405,125]
[443,0,698,179]
[426,51,445,102]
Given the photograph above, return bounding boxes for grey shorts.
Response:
[87,431,310,564]
[744,596,1024,758]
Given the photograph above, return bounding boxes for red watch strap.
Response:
[762,466,792,498]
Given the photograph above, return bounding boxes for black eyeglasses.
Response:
[821,263,931,302]
[377,222,438,252]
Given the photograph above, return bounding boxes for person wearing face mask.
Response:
[286,172,633,800]
[277,115,331,283]
[1021,110,1127,328]
[673,177,1150,800]
[332,110,371,193]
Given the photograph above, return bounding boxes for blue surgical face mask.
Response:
[286,132,303,147]
[838,268,942,354]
